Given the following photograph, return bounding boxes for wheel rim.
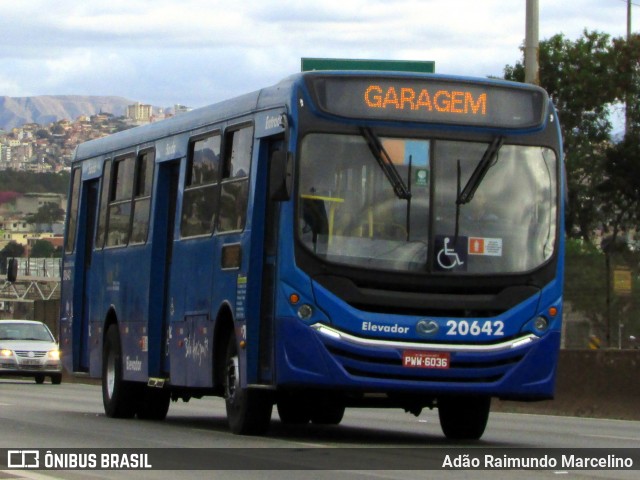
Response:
[225,354,239,402]
[106,349,116,399]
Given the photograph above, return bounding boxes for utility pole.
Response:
[524,0,540,85]
[625,0,632,136]
[629,0,633,38]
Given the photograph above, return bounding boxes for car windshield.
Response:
[297,133,557,274]
[0,323,54,341]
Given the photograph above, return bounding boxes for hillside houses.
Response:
[0,192,66,253]
[0,104,181,175]
[0,114,129,173]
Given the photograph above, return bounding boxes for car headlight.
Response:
[48,350,61,360]
[0,349,13,357]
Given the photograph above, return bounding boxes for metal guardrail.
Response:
[15,258,61,278]
[0,277,61,302]
[0,258,61,303]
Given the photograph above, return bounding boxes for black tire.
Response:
[223,334,272,435]
[50,374,62,385]
[311,403,345,425]
[34,374,45,384]
[102,325,137,418]
[277,394,311,425]
[137,388,170,420]
[438,395,491,440]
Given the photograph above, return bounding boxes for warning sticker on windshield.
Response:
[468,237,502,256]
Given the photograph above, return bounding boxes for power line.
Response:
[615,0,640,8]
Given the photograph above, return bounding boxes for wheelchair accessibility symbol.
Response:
[435,236,468,271]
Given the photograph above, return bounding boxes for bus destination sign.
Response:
[307,76,548,129]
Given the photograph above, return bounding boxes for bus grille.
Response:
[326,344,524,384]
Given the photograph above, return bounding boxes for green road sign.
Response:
[301,58,435,74]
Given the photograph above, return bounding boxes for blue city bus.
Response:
[60,70,564,440]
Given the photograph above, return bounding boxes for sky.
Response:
[0,0,637,110]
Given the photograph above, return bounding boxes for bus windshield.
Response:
[297,133,557,274]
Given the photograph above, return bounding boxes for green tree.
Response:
[505,32,640,347]
[51,123,66,135]
[30,239,56,258]
[25,202,65,226]
[599,137,640,246]
[599,34,640,243]
[0,171,69,194]
[611,34,640,133]
[504,31,619,241]
[35,129,51,140]
[1,241,25,259]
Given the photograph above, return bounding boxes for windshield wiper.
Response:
[456,136,504,205]
[360,127,411,200]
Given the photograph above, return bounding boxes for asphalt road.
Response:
[1,379,639,479]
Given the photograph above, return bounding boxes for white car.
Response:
[0,320,62,384]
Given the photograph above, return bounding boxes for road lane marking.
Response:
[585,434,640,442]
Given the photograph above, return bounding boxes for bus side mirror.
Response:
[7,258,17,283]
[270,150,292,201]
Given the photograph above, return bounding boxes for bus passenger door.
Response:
[254,137,286,385]
[75,179,98,372]
[147,160,180,378]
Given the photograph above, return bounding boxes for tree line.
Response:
[504,30,640,245]
[0,170,70,194]
[503,31,640,348]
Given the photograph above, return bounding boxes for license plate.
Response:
[402,350,450,369]
[20,359,41,366]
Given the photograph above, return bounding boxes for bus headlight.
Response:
[534,316,549,332]
[297,304,313,320]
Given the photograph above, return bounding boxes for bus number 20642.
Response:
[445,320,505,337]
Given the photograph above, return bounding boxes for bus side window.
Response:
[130,151,155,244]
[64,167,82,253]
[106,156,135,247]
[180,134,221,238]
[218,126,252,233]
[95,159,112,249]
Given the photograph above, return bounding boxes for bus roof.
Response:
[73,71,546,162]
[73,75,298,162]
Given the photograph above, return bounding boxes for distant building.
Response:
[126,102,153,123]
[15,193,66,216]
[0,144,10,165]
[0,215,36,250]
[174,104,192,116]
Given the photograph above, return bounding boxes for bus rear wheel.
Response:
[223,334,272,435]
[102,325,137,418]
[438,395,490,440]
[137,388,170,420]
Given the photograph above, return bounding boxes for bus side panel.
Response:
[168,313,213,386]
[60,258,76,374]
[87,248,105,378]
[98,247,153,382]
[167,237,217,387]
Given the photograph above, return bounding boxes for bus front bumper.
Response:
[275,317,561,401]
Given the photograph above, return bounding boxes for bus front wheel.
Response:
[223,334,272,435]
[102,325,137,418]
[277,393,311,424]
[438,395,490,440]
